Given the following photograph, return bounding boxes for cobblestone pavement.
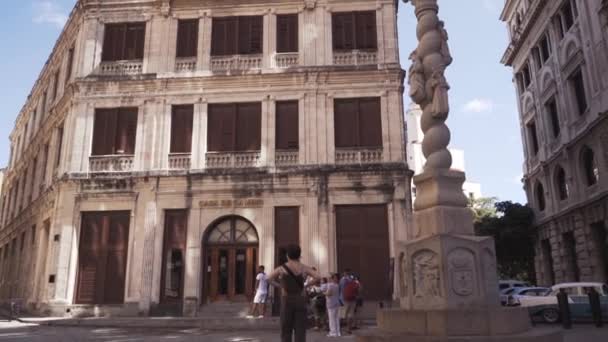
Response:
[0,320,606,341]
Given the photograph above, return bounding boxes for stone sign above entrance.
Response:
[199,199,264,209]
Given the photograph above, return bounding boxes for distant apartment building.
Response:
[406,103,483,200]
[0,0,409,316]
[501,0,608,285]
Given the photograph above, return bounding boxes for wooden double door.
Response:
[75,211,130,304]
[207,246,258,301]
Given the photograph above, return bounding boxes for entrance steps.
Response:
[198,302,253,318]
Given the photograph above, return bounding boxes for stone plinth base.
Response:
[355,308,563,342]
[356,329,563,342]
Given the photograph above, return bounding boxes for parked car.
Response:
[517,282,608,323]
[498,280,531,305]
[499,280,530,292]
[503,287,550,306]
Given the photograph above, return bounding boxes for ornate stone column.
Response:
[356,1,562,340]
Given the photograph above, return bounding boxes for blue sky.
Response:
[0,0,526,203]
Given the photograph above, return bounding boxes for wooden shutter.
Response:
[358,98,382,147]
[277,14,298,53]
[65,47,74,86]
[236,103,261,151]
[276,101,299,150]
[102,24,124,61]
[336,205,389,300]
[212,18,237,56]
[274,207,300,266]
[334,99,359,148]
[103,212,130,304]
[332,13,355,50]
[114,108,138,154]
[76,213,103,304]
[92,109,118,155]
[125,23,145,60]
[208,104,236,152]
[211,18,226,55]
[356,11,377,50]
[238,16,263,55]
[170,105,194,153]
[177,19,199,58]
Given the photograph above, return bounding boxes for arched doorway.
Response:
[203,216,259,302]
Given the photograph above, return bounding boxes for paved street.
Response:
[0,321,607,342]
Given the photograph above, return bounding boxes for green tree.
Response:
[475,201,536,283]
[468,196,498,223]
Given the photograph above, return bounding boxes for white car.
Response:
[498,280,531,305]
[503,287,550,306]
[517,282,608,323]
[517,282,608,308]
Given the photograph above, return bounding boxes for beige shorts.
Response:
[341,301,357,319]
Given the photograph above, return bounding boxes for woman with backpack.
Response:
[266,244,321,342]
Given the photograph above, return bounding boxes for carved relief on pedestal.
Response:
[413,250,441,298]
[482,248,499,294]
[448,248,476,297]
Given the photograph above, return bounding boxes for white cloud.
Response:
[462,98,495,114]
[32,1,68,29]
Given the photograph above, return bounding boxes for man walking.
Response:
[248,265,269,318]
[340,270,359,334]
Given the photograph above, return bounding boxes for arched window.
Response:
[536,182,546,211]
[581,146,599,186]
[555,167,569,200]
[206,216,258,245]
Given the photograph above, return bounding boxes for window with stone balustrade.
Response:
[206,103,262,168]
[334,97,383,165]
[332,11,377,66]
[169,105,194,170]
[175,19,198,72]
[90,108,138,172]
[210,16,263,72]
[100,22,146,75]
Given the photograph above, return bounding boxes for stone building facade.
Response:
[0,0,410,316]
[501,0,608,286]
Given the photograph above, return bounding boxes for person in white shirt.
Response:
[248,265,269,318]
[325,273,341,337]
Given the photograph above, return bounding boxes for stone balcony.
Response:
[210,55,263,72]
[335,148,383,165]
[333,50,378,66]
[169,153,191,170]
[275,150,299,167]
[205,152,261,169]
[175,57,197,72]
[99,60,143,76]
[89,155,134,172]
[275,53,299,68]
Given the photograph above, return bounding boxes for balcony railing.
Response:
[99,60,143,76]
[206,152,261,168]
[275,150,299,167]
[169,153,191,170]
[333,50,378,66]
[335,148,383,165]
[275,53,299,68]
[89,155,134,172]
[210,55,263,72]
[175,57,197,72]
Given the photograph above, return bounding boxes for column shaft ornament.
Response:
[407,0,452,171]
